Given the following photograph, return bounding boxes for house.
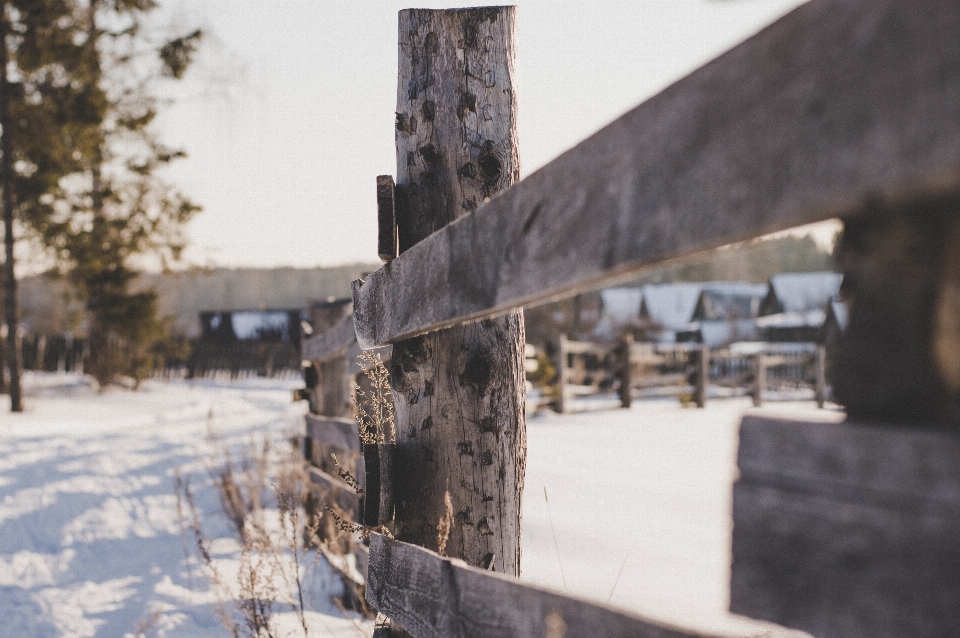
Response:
[636,283,705,341]
[678,282,767,347]
[593,288,644,339]
[757,272,843,342]
[199,309,305,345]
[760,272,843,315]
[691,283,768,322]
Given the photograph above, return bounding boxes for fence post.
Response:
[694,345,709,408]
[619,333,633,409]
[556,333,569,414]
[387,7,525,580]
[814,345,826,408]
[752,352,766,407]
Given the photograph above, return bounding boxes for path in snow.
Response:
[0,374,366,638]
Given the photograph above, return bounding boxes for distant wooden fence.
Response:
[303,0,960,635]
[19,334,87,373]
[551,336,827,413]
[181,340,302,379]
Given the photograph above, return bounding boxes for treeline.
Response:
[20,263,379,337]
[632,233,835,285]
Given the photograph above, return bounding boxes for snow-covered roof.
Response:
[599,287,644,326]
[638,283,705,330]
[232,311,292,340]
[766,272,842,314]
[754,308,827,329]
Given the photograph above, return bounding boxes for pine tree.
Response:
[42,0,201,388]
[0,0,104,410]
[0,0,201,400]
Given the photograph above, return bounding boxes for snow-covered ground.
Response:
[521,395,839,637]
[0,374,364,638]
[0,373,839,637]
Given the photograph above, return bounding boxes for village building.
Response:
[681,283,768,347]
[756,272,843,342]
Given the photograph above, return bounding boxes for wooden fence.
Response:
[302,0,960,635]
[552,336,827,413]
[19,334,87,373]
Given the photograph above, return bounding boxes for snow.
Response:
[0,373,366,638]
[640,283,705,331]
[523,396,835,637]
[754,309,827,329]
[0,373,834,637]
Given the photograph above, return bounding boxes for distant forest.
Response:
[629,233,835,286]
[19,263,378,337]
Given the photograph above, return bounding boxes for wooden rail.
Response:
[302,312,358,362]
[366,533,726,638]
[353,0,960,348]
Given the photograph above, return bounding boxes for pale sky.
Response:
[154,0,809,269]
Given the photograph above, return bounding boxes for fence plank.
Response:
[303,313,357,362]
[377,175,398,263]
[366,534,727,638]
[353,0,960,348]
[732,414,960,637]
[305,414,361,454]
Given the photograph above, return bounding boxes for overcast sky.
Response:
[154,0,809,269]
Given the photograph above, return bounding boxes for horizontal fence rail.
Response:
[302,313,358,362]
[366,534,728,638]
[354,0,960,348]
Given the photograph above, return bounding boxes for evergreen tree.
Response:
[0,0,201,400]
[1,0,104,410]
[42,0,200,388]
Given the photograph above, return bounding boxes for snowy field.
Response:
[0,373,839,637]
[0,374,363,638]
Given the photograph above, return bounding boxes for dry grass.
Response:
[174,416,362,638]
[353,350,394,444]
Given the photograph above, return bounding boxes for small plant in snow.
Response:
[175,423,345,638]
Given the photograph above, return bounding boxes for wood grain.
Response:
[303,313,357,362]
[732,414,960,637]
[305,414,361,453]
[354,0,960,348]
[365,533,729,638]
[386,7,527,577]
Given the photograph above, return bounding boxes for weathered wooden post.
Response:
[556,333,569,414]
[694,345,709,408]
[618,333,633,409]
[813,345,826,408]
[751,352,766,407]
[386,6,526,581]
